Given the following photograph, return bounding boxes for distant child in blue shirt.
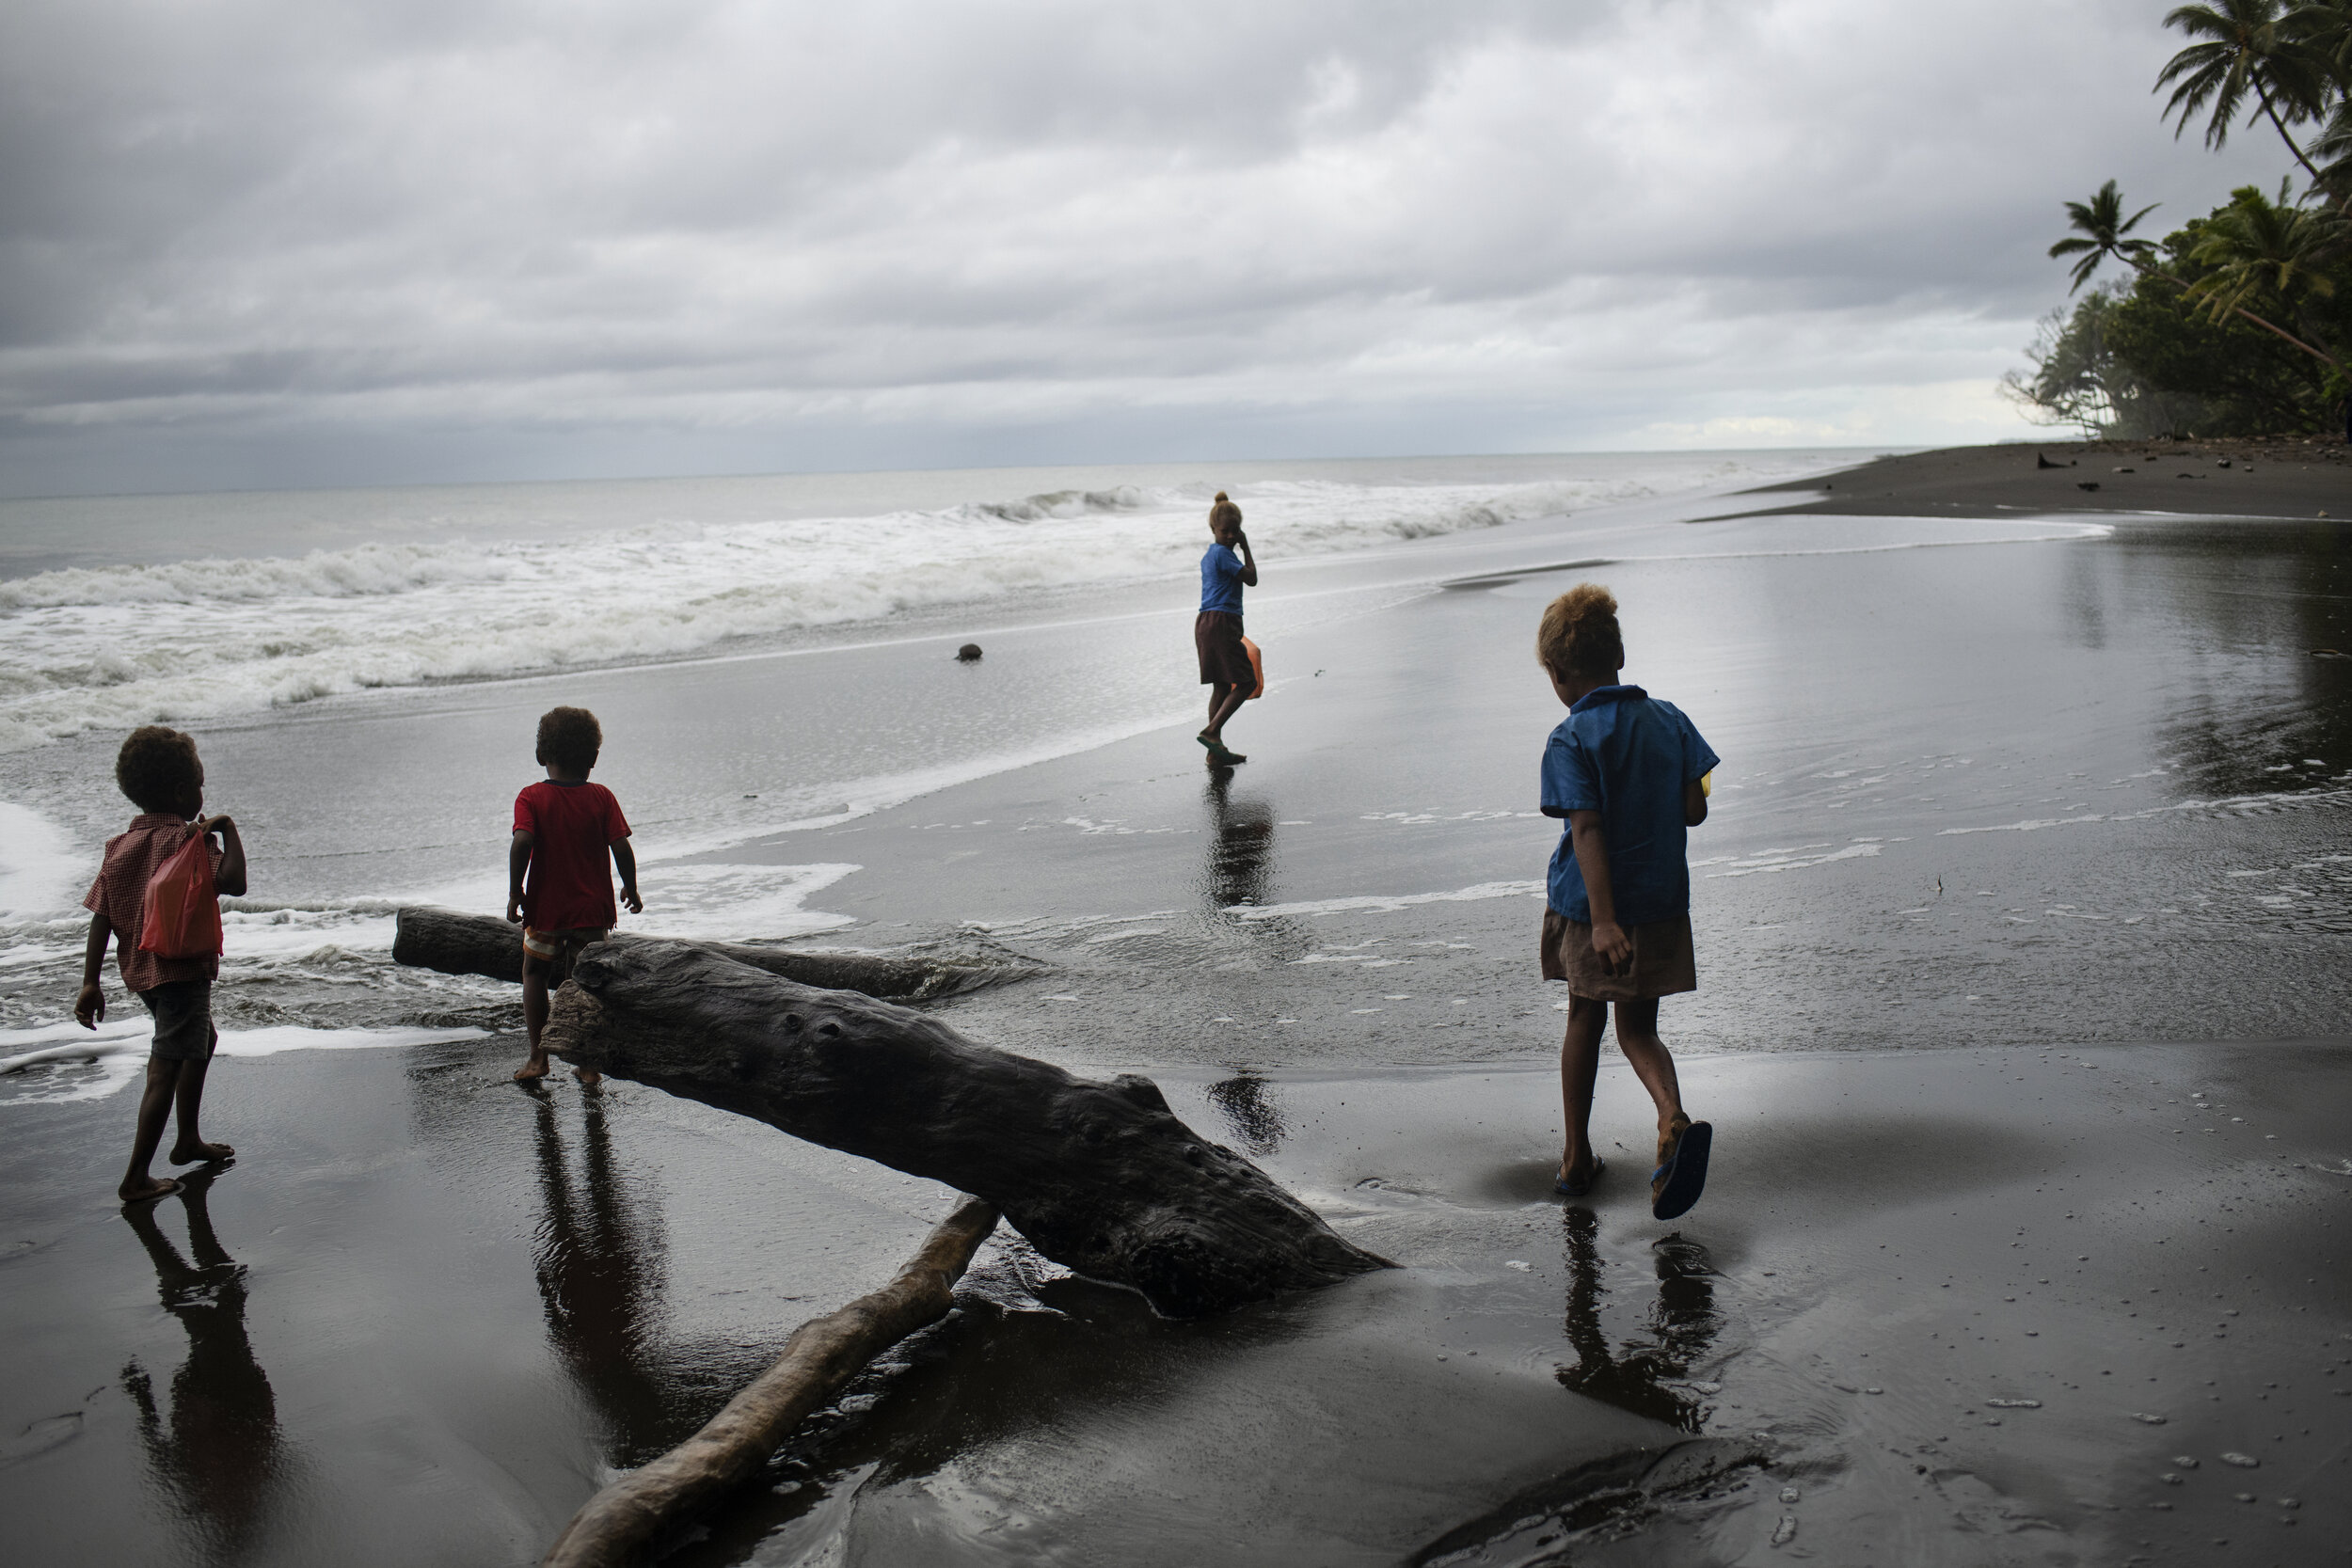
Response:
[1536,584,1719,1219]
[1193,491,1259,767]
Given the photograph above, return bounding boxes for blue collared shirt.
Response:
[1540,685,1719,926]
[1200,544,1245,614]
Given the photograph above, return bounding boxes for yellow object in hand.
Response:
[1699,770,1713,798]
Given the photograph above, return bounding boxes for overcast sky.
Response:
[0,0,2298,497]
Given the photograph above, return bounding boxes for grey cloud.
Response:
[0,0,2303,495]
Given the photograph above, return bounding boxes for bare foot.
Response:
[513,1057,550,1082]
[572,1067,603,1087]
[169,1140,234,1164]
[119,1176,182,1205]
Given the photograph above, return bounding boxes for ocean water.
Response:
[0,449,1856,1082]
[0,454,1833,752]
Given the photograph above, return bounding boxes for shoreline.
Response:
[1715,436,2348,522]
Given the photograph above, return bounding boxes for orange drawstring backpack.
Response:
[136,829,224,959]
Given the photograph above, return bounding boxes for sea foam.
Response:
[0,466,1797,752]
[0,1021,489,1104]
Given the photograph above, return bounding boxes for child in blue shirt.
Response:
[1536,584,1719,1219]
[1194,491,1259,767]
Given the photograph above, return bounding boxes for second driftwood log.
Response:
[545,940,1389,1318]
[540,1195,1001,1568]
[392,905,1025,1002]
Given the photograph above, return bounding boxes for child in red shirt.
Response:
[507,705,641,1084]
[74,727,249,1203]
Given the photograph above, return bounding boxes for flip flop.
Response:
[1555,1155,1605,1197]
[1206,744,1248,767]
[1650,1119,1712,1221]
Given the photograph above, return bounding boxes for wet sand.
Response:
[4,1041,2345,1565]
[4,451,2349,1564]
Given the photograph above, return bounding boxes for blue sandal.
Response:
[1555,1155,1605,1197]
[1650,1119,1712,1221]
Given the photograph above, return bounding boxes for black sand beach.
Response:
[1721,437,2350,523]
[4,449,2348,1566]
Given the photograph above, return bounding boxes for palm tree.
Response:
[2185,182,2347,363]
[2158,0,2335,186]
[2050,180,2161,293]
[2294,1,2352,200]
[2313,95,2352,198]
[2050,181,2338,365]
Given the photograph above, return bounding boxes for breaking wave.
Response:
[0,466,1786,751]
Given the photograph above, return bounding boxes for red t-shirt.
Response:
[514,781,630,931]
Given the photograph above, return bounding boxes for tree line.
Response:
[2006,1,2351,439]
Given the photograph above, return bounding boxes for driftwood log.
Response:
[545,940,1390,1318]
[392,906,1026,1002]
[540,1195,1001,1568]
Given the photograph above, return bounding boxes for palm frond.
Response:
[2157,0,2333,158]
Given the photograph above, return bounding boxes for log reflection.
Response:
[1553,1206,1720,1433]
[119,1170,289,1566]
[530,1088,674,1464]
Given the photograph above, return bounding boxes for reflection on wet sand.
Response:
[1200,770,1276,911]
[1201,773,1290,1154]
[2090,522,2352,795]
[529,1087,675,1464]
[1205,1069,1286,1155]
[1555,1206,1720,1433]
[119,1170,291,1566]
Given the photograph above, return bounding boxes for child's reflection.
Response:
[1204,1069,1287,1155]
[119,1170,289,1565]
[1200,771,1276,913]
[1554,1206,1720,1433]
[1201,770,1290,1154]
[530,1088,673,1463]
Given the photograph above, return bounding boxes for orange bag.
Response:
[1241,636,1265,700]
[136,829,223,959]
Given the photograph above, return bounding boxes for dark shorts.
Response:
[522,926,610,983]
[1541,910,1696,1001]
[139,978,218,1062]
[1196,610,1253,688]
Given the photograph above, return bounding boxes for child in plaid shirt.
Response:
[75,727,247,1204]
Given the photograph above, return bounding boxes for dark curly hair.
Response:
[1536,583,1624,681]
[116,726,203,814]
[535,706,603,776]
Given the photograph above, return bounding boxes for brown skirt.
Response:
[1540,910,1696,1001]
[1196,610,1254,687]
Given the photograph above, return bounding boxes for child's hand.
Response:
[620,885,644,915]
[74,981,104,1029]
[196,813,236,838]
[506,897,524,925]
[1590,920,1632,975]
